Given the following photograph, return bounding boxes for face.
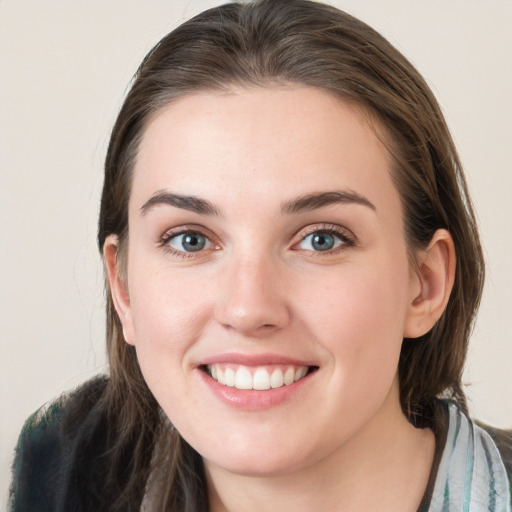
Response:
[110,86,423,477]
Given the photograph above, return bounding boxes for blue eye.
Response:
[168,232,212,252]
[298,231,345,252]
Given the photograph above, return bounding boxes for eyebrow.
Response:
[140,189,375,217]
[281,190,376,214]
[140,191,220,216]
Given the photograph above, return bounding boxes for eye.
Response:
[297,229,350,252]
[167,231,213,253]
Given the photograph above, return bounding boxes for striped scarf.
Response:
[428,402,511,512]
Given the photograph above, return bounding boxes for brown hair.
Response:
[97,0,484,509]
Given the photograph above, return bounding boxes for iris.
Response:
[181,233,206,252]
[311,232,335,251]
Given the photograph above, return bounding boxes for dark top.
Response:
[8,376,512,511]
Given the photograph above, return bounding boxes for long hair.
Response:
[96,1,485,509]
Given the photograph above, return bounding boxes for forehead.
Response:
[131,86,398,217]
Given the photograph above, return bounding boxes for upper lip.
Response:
[198,352,318,368]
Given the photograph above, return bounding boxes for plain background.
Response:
[1,0,511,508]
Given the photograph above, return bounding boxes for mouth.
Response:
[203,363,318,391]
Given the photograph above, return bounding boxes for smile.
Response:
[206,364,311,390]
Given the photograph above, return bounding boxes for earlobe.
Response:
[404,229,456,338]
[103,235,136,345]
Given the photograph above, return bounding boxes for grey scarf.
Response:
[428,402,510,511]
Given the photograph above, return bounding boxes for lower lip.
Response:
[198,369,314,411]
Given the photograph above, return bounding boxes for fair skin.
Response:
[105,86,455,511]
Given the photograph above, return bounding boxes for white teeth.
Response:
[295,367,307,380]
[253,368,271,390]
[207,364,310,390]
[235,367,252,390]
[224,367,236,387]
[270,368,284,388]
[283,367,295,385]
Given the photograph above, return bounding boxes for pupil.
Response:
[183,234,205,252]
[312,233,334,251]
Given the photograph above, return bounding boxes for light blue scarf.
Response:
[428,402,511,512]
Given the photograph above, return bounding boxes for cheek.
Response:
[128,258,210,340]
[303,265,408,337]
[125,266,210,397]
[298,261,410,380]
[126,270,210,427]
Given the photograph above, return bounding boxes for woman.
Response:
[10,0,511,511]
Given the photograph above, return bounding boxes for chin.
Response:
[207,453,307,478]
[199,433,326,478]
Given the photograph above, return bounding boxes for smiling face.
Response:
[107,86,426,477]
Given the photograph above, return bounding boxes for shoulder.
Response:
[17,375,108,436]
[430,400,511,510]
[475,419,512,493]
[9,376,109,512]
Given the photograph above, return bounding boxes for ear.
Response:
[404,229,456,338]
[103,234,136,345]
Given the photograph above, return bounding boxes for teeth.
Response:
[283,367,295,385]
[207,364,310,390]
[253,368,271,390]
[295,367,308,380]
[235,367,252,390]
[270,368,284,388]
[224,367,236,387]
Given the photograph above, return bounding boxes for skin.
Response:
[105,86,455,511]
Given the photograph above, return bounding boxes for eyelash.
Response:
[293,224,355,255]
[158,223,355,258]
[159,226,218,259]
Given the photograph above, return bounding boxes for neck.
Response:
[205,381,435,512]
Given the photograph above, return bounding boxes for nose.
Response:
[214,252,290,337]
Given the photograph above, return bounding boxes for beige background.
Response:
[1,0,511,508]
